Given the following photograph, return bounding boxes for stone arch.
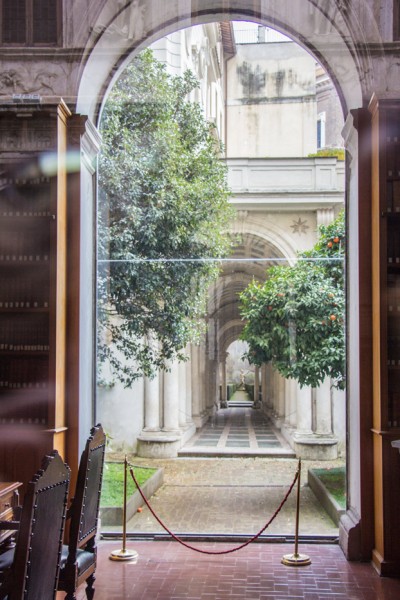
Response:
[76,0,380,122]
[218,319,245,357]
[230,217,299,265]
[79,0,378,564]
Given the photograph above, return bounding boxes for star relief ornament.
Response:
[290,218,309,235]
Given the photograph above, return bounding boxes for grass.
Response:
[100,462,157,507]
[313,466,346,509]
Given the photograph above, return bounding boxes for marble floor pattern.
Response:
[179,406,294,457]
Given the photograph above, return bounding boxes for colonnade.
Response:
[137,343,213,457]
[262,365,341,459]
[216,355,343,459]
[99,333,345,459]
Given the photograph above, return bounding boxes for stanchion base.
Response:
[109,548,139,562]
[281,552,311,567]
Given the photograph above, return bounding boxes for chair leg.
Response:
[85,574,95,600]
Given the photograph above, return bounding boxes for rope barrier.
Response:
[129,464,299,555]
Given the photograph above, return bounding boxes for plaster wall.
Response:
[97,368,145,453]
[226,42,317,157]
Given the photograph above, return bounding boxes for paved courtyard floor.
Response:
[179,405,295,457]
[102,455,342,538]
[103,407,343,538]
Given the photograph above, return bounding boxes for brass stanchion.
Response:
[109,456,139,561]
[282,458,311,567]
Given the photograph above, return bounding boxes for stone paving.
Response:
[102,455,342,538]
[103,407,344,539]
[180,406,294,457]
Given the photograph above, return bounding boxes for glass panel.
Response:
[96,23,346,537]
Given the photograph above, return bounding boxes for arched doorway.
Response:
[3,0,400,576]
[89,1,368,564]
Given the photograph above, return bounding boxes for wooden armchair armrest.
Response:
[0,520,19,531]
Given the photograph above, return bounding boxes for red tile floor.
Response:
[61,540,400,600]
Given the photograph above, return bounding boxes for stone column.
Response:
[295,384,313,435]
[199,343,207,417]
[143,371,160,431]
[178,360,187,428]
[191,344,201,420]
[265,363,274,416]
[253,366,260,407]
[163,360,180,432]
[289,378,297,427]
[261,364,268,406]
[274,371,285,428]
[220,357,228,408]
[185,347,193,424]
[280,377,297,448]
[315,377,333,435]
[284,378,291,426]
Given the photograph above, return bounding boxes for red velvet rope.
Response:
[129,465,299,555]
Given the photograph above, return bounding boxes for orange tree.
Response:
[239,212,345,389]
[97,50,232,386]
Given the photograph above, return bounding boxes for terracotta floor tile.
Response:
[57,540,400,600]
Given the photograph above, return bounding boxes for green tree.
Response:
[240,211,345,389]
[98,49,232,386]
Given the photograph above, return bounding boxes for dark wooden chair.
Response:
[57,424,106,600]
[0,451,70,600]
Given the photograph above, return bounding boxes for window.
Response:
[1,0,61,46]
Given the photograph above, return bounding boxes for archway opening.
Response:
[96,17,347,541]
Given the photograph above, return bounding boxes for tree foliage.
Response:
[98,50,232,386]
[240,211,345,389]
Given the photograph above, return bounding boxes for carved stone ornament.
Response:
[0,64,68,96]
[290,217,309,235]
[93,0,147,41]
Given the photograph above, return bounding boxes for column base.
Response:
[137,422,196,458]
[192,411,209,428]
[137,431,182,458]
[293,433,338,460]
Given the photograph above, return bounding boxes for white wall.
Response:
[226,41,317,158]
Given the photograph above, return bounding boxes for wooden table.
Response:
[0,482,22,547]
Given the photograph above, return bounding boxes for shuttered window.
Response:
[1,0,60,45]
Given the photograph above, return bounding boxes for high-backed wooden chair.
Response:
[0,451,70,600]
[58,424,106,600]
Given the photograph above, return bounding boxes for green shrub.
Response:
[308,148,345,160]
